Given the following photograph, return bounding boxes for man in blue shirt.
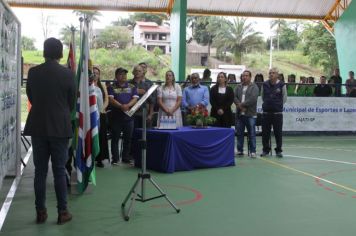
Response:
[108,68,139,164]
[182,73,210,115]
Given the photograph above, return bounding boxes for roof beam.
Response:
[6,2,168,13]
[167,0,175,15]
[322,0,352,35]
[6,0,335,20]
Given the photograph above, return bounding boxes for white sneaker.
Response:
[250,153,256,158]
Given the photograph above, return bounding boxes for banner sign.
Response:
[0,0,21,190]
[257,97,356,131]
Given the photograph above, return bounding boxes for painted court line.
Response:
[285,145,356,153]
[284,154,356,165]
[0,147,32,231]
[259,157,356,194]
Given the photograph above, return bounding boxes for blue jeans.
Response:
[32,136,69,212]
[111,120,134,162]
[236,115,256,153]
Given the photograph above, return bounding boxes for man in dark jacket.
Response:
[24,38,76,225]
[260,68,287,158]
[329,68,342,97]
[314,76,332,97]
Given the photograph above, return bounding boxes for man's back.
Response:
[24,60,76,137]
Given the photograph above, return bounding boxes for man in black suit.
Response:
[24,38,76,225]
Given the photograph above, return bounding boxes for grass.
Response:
[243,50,323,81]
[22,48,324,83]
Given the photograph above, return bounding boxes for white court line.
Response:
[284,154,356,165]
[0,147,32,231]
[285,145,356,153]
[260,157,356,193]
[285,138,356,142]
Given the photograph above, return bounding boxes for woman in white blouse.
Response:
[93,66,109,167]
[157,70,183,127]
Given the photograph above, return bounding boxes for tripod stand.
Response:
[121,102,180,221]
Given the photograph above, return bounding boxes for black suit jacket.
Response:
[24,60,76,138]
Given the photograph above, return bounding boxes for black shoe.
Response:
[260,152,269,157]
[122,158,135,165]
[276,152,283,158]
[96,161,104,168]
[237,152,244,157]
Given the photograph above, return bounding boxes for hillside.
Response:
[243,50,324,81]
[22,48,323,82]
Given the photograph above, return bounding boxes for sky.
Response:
[11,7,274,50]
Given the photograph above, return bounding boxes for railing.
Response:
[21,79,356,97]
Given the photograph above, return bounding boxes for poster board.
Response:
[257,97,356,131]
[0,0,21,190]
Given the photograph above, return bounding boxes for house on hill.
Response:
[186,39,216,66]
[133,21,171,54]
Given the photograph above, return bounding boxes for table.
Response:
[133,127,235,173]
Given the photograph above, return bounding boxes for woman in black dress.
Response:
[210,72,234,127]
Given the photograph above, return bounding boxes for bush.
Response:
[153,47,163,56]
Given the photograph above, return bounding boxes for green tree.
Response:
[21,36,36,50]
[95,26,131,49]
[289,20,303,33]
[214,17,264,64]
[59,25,80,47]
[279,26,300,50]
[186,16,198,36]
[301,22,338,74]
[111,17,134,27]
[193,16,225,56]
[132,13,167,25]
[270,19,287,51]
[73,10,102,22]
[73,10,102,48]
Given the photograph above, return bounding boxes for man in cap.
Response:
[107,67,139,165]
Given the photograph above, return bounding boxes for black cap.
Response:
[115,67,128,76]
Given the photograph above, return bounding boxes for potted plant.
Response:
[186,105,216,128]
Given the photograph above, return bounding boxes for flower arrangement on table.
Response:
[186,105,216,127]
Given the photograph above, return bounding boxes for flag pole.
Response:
[70,26,76,66]
[79,17,84,49]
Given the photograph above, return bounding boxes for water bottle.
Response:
[163,116,168,129]
[159,116,163,129]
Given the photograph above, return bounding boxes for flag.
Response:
[67,29,77,122]
[67,41,76,73]
[73,19,100,193]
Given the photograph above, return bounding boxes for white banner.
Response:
[257,97,356,131]
[0,0,21,190]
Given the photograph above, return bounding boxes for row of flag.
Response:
[67,18,100,194]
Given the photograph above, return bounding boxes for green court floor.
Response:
[1,135,356,236]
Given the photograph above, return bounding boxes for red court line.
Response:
[151,185,203,208]
[315,168,356,198]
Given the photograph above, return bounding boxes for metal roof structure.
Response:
[4,0,351,20]
[4,0,353,33]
